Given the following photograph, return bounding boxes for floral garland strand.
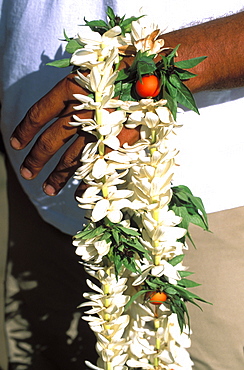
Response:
[48,7,210,370]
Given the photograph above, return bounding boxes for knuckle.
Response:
[36,134,56,156]
[48,164,74,190]
[61,153,78,170]
[27,103,42,128]
[24,154,43,172]
[48,172,66,187]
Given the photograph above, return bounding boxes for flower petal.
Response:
[92,158,107,179]
[92,199,109,222]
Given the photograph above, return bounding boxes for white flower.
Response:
[71,109,126,150]
[74,238,111,264]
[126,358,154,369]
[74,141,132,181]
[151,261,181,284]
[100,110,127,148]
[91,62,118,93]
[142,208,182,232]
[121,98,167,114]
[72,94,100,111]
[70,26,123,68]
[84,361,104,370]
[132,260,180,286]
[134,29,166,55]
[125,103,174,130]
[157,348,174,364]
[91,186,134,223]
[131,172,172,206]
[131,13,167,55]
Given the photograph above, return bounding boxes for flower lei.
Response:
[49,7,210,370]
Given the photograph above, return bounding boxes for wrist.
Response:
[160,12,244,93]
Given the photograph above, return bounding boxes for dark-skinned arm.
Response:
[160,11,244,92]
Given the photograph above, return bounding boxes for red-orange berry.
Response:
[145,291,168,305]
[135,75,161,98]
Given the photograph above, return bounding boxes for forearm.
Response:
[161,11,244,93]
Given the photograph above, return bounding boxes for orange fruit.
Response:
[135,75,161,98]
[145,291,168,305]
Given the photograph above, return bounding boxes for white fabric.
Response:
[0,0,243,234]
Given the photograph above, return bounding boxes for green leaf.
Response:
[169,185,210,248]
[66,39,83,54]
[171,205,189,228]
[106,6,116,22]
[113,81,123,98]
[164,286,177,295]
[46,58,71,68]
[111,229,120,245]
[174,68,197,80]
[174,185,193,195]
[75,225,106,240]
[116,69,130,82]
[162,85,178,120]
[185,230,196,248]
[120,16,144,34]
[113,255,123,276]
[174,56,207,69]
[180,299,191,331]
[171,185,208,230]
[174,190,189,202]
[63,29,71,42]
[119,226,140,236]
[161,55,169,69]
[131,241,152,262]
[170,297,187,332]
[178,279,201,288]
[138,61,157,79]
[169,74,199,114]
[83,19,109,34]
[175,285,211,304]
[125,289,149,311]
[129,51,156,80]
[118,82,134,101]
[168,254,185,266]
[188,196,208,227]
[166,44,181,65]
[178,270,194,278]
[145,281,159,290]
[100,231,112,242]
[165,78,177,98]
[132,240,148,253]
[188,213,208,230]
[122,258,138,274]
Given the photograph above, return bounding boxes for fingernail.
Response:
[10,137,21,150]
[43,183,56,196]
[20,167,33,179]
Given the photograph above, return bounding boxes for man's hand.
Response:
[10,73,140,196]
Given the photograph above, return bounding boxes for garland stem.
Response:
[106,362,113,370]
[154,308,160,369]
[95,91,105,156]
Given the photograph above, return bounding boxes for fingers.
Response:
[10,74,87,150]
[19,103,93,180]
[10,68,141,197]
[43,132,96,196]
[10,71,94,186]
